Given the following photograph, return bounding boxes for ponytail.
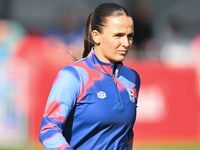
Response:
[83,13,94,58]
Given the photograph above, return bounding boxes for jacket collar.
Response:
[86,49,123,76]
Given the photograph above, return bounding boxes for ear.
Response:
[91,30,101,45]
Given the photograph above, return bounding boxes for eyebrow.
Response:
[113,32,134,36]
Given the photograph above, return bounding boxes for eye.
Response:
[114,33,124,37]
[128,33,134,40]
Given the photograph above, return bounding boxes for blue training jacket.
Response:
[39,50,140,150]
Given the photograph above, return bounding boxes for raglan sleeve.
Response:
[39,66,80,150]
[128,68,141,103]
[134,70,141,103]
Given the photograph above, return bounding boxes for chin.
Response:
[114,56,126,62]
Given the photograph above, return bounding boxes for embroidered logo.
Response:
[97,91,107,99]
[127,88,137,103]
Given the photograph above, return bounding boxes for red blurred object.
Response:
[126,61,200,144]
[16,35,72,143]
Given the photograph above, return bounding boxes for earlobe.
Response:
[91,30,100,45]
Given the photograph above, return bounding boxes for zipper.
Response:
[112,75,123,110]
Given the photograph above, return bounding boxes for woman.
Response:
[39,3,140,150]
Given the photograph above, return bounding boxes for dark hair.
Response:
[83,3,132,58]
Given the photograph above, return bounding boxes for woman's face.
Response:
[92,15,134,63]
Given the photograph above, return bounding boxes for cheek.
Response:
[100,36,121,56]
[102,36,119,47]
[104,37,120,49]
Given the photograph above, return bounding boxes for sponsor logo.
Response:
[97,91,107,99]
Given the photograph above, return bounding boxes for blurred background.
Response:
[0,0,200,149]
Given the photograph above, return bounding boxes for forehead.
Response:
[103,15,133,33]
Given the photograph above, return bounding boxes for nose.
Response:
[121,36,130,48]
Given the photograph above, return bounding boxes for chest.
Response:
[75,75,137,125]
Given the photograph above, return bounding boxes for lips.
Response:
[117,50,127,54]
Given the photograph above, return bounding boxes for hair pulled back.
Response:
[83,3,131,58]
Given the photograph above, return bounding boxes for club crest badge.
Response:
[127,88,137,103]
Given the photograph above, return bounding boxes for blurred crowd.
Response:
[1,1,200,66]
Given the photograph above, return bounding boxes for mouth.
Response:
[117,50,128,55]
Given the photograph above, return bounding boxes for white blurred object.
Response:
[137,85,167,122]
[0,58,30,147]
[160,40,193,67]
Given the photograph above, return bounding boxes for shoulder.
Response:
[59,58,90,83]
[121,65,140,81]
[60,58,87,75]
[120,65,141,94]
[59,65,80,80]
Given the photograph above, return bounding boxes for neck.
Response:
[93,47,113,64]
